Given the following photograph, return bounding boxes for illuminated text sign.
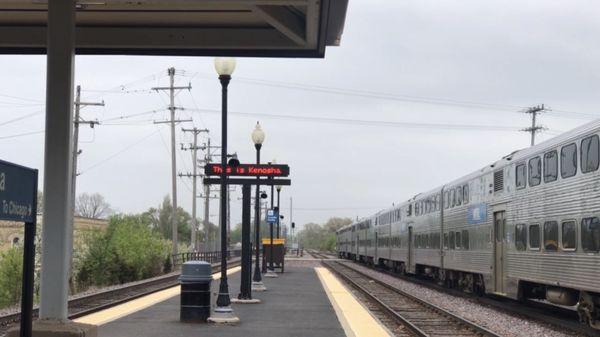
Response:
[205,164,290,177]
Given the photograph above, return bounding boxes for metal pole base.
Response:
[251,281,267,292]
[231,298,261,304]
[208,306,240,324]
[264,270,278,278]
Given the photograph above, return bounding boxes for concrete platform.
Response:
[95,262,349,337]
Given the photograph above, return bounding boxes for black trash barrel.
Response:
[179,261,212,322]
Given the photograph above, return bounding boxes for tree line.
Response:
[0,193,218,309]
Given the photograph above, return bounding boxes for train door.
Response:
[408,226,414,273]
[493,211,506,294]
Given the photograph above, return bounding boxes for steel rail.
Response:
[325,260,500,337]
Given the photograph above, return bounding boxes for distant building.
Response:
[0,215,108,251]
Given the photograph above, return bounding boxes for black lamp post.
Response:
[251,122,266,291]
[208,57,238,323]
[276,185,281,238]
[265,160,277,278]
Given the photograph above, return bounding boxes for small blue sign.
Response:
[267,208,278,223]
[467,203,487,225]
[0,160,37,223]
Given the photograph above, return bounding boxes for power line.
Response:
[190,72,521,111]
[0,93,43,103]
[78,129,161,174]
[100,109,166,123]
[188,72,599,120]
[188,108,523,132]
[0,110,43,127]
[0,130,45,140]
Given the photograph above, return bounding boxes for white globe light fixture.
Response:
[214,57,236,76]
[252,121,265,146]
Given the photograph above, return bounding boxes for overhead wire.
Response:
[79,129,161,175]
[187,72,599,121]
[0,130,45,140]
[188,108,523,132]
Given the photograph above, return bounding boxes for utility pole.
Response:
[522,104,547,147]
[70,85,103,294]
[180,128,209,251]
[199,138,222,251]
[72,85,103,219]
[152,68,192,257]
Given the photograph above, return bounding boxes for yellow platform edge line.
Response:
[314,267,392,337]
[74,266,242,326]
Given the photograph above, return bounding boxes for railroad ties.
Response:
[324,261,500,337]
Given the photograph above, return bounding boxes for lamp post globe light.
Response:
[208,57,239,324]
[251,122,267,291]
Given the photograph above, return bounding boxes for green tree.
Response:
[76,214,170,288]
[296,217,352,251]
[143,196,192,244]
[0,247,23,308]
[230,223,242,244]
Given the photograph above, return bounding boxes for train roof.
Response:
[348,118,600,222]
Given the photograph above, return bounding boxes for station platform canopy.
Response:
[0,0,348,57]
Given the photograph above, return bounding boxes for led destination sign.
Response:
[205,164,290,177]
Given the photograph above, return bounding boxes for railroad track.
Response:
[324,260,500,337]
[0,258,240,336]
[307,250,335,260]
[350,259,599,337]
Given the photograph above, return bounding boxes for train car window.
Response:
[444,191,450,209]
[543,150,558,183]
[561,143,577,178]
[543,221,558,251]
[516,164,526,189]
[463,185,469,204]
[433,233,440,249]
[449,231,455,249]
[455,231,462,249]
[515,224,527,251]
[528,157,541,187]
[462,230,469,250]
[529,224,541,249]
[561,221,576,250]
[444,233,449,249]
[581,135,600,173]
[451,189,456,207]
[581,217,600,253]
[456,187,463,205]
[415,202,420,216]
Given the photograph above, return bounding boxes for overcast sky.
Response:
[1,0,599,230]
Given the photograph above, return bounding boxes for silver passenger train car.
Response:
[337,120,600,329]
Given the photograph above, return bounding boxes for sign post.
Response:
[203,163,290,301]
[0,159,38,337]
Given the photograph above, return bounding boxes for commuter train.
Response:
[336,120,600,329]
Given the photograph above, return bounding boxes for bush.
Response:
[77,215,170,288]
[0,247,23,308]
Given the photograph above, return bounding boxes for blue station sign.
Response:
[267,208,278,224]
[0,160,37,223]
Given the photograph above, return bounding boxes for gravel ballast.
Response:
[338,261,581,337]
